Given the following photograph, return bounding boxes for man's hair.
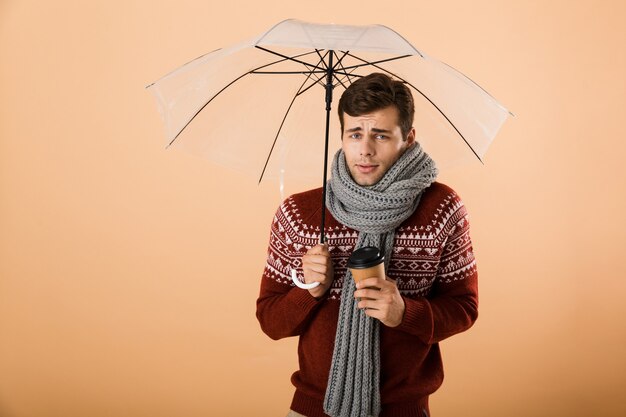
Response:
[337,72,415,140]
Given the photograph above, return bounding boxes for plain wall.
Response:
[1,0,625,416]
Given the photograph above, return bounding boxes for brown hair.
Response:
[337,72,414,140]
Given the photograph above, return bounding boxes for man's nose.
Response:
[359,137,375,156]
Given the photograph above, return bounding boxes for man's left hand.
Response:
[353,277,405,327]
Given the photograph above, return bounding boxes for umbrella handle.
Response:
[291,269,321,289]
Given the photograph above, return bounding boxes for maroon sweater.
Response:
[256,182,478,417]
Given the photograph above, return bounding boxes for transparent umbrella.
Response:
[146,18,513,243]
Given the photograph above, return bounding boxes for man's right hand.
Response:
[301,243,334,299]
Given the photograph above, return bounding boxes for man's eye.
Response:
[375,135,387,140]
[350,133,361,139]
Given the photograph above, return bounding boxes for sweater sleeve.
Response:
[395,200,479,345]
[256,198,324,340]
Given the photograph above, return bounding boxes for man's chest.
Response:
[290,225,446,300]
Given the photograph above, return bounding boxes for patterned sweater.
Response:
[256,181,478,417]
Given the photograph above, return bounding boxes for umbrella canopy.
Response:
[146,19,512,187]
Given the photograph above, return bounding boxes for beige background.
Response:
[1,0,625,416]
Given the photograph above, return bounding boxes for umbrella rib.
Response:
[334,64,360,87]
[257,67,322,184]
[257,50,329,183]
[330,71,364,78]
[314,49,330,70]
[331,50,350,71]
[145,47,222,88]
[330,51,351,90]
[295,74,327,96]
[438,60,515,117]
[255,45,324,71]
[252,47,330,91]
[251,70,328,74]
[338,54,413,72]
[296,55,332,95]
[296,77,322,96]
[166,50,320,147]
[334,50,361,89]
[312,71,330,89]
[296,52,335,97]
[345,52,484,163]
[312,50,331,87]
[293,49,330,92]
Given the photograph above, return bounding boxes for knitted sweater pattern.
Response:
[256,181,478,417]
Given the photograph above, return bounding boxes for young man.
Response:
[256,73,478,417]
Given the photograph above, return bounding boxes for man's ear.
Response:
[406,127,416,145]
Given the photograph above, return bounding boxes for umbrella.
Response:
[145,18,513,246]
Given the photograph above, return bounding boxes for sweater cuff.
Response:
[285,285,324,312]
[395,296,434,344]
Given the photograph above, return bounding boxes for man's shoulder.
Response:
[275,186,323,219]
[289,186,324,203]
[423,181,463,204]
[400,181,467,228]
[425,180,450,195]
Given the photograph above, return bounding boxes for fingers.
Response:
[303,245,332,265]
[302,269,327,284]
[355,292,403,327]
[355,299,387,321]
[301,244,335,299]
[354,288,396,303]
[304,265,329,277]
[307,243,330,256]
[303,255,331,274]
[303,253,330,266]
[353,276,404,327]
[302,246,333,277]
[361,306,386,321]
[356,297,377,309]
[355,276,391,290]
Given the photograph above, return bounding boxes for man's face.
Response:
[341,106,415,186]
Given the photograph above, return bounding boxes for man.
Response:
[256,73,478,417]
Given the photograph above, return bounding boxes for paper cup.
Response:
[348,246,385,300]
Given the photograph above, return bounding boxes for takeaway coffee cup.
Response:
[348,247,386,300]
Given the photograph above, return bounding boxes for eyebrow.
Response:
[345,127,392,133]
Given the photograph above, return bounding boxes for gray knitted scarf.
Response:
[323,141,438,417]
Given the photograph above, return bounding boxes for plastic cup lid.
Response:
[347,246,384,269]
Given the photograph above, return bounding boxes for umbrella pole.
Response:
[320,50,334,245]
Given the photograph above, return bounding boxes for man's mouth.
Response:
[356,164,378,174]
